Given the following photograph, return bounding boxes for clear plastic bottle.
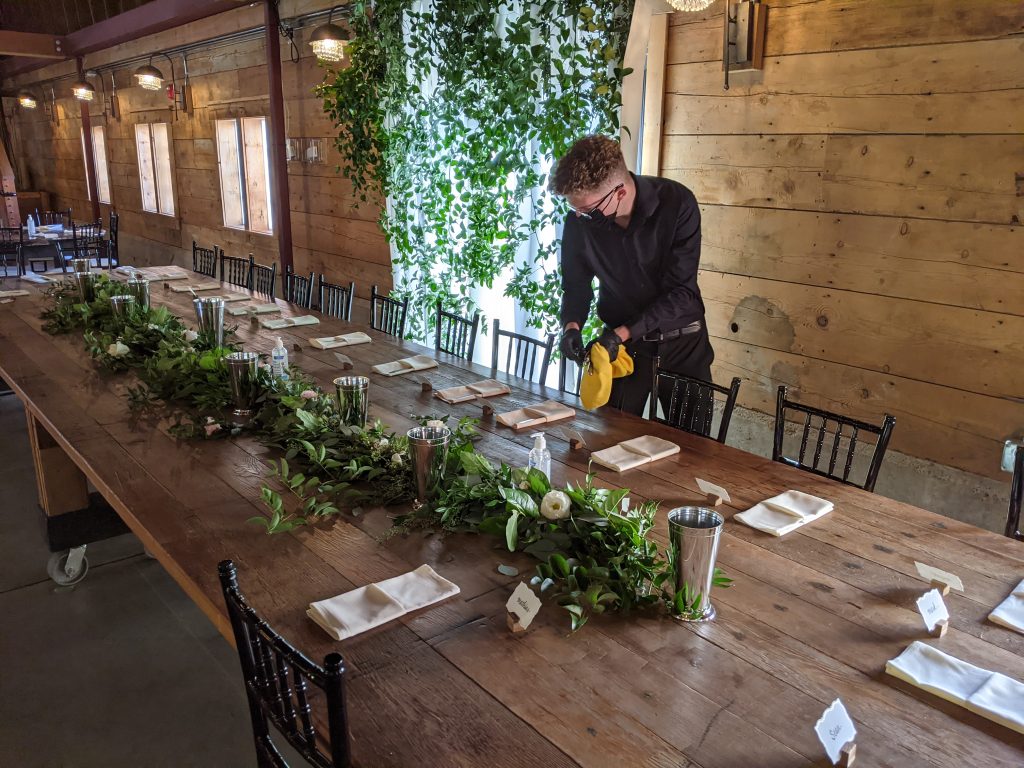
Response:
[270,337,289,379]
[527,433,551,479]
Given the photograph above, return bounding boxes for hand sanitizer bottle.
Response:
[270,337,289,379]
[528,433,551,479]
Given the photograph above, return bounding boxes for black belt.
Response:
[641,320,702,343]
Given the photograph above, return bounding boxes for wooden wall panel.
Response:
[662,0,1024,480]
[5,0,390,299]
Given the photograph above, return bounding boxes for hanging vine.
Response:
[318,0,633,338]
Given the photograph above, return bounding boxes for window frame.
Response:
[81,124,111,205]
[134,121,176,217]
[215,116,273,236]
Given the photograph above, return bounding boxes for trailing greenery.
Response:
[318,0,633,338]
[41,284,731,630]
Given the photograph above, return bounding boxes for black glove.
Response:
[596,326,621,362]
[560,327,584,364]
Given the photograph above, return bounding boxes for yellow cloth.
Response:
[580,343,634,410]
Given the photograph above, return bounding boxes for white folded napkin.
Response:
[0,290,30,298]
[309,332,372,350]
[435,378,511,404]
[372,354,438,376]
[734,490,834,537]
[18,273,47,284]
[989,579,1024,634]
[886,641,1024,735]
[204,293,250,303]
[227,303,280,316]
[262,315,320,330]
[496,400,575,429]
[307,565,460,641]
[133,265,189,281]
[170,281,221,293]
[590,434,680,473]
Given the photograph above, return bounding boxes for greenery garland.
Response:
[40,282,730,630]
[318,0,633,338]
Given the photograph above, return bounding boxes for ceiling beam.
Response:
[0,0,246,79]
[0,31,67,60]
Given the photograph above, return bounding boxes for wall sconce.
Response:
[723,0,767,90]
[309,7,351,63]
[17,90,37,109]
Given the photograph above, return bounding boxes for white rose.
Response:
[147,323,160,331]
[377,437,390,448]
[426,419,446,428]
[540,490,571,521]
[184,329,199,342]
[107,341,130,358]
[391,452,403,465]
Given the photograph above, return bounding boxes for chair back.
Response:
[490,319,554,383]
[192,241,219,278]
[218,561,351,768]
[369,285,408,338]
[222,253,254,290]
[435,300,479,360]
[772,385,896,492]
[71,220,105,265]
[283,266,315,309]
[319,276,355,321]
[1006,446,1023,541]
[253,258,278,300]
[36,208,72,227]
[558,356,583,399]
[0,226,23,251]
[649,359,741,444]
[107,211,119,267]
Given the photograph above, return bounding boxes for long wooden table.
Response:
[1,274,1022,767]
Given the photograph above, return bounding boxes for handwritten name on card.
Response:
[914,562,964,592]
[561,427,587,449]
[696,478,731,503]
[506,582,541,630]
[916,589,950,632]
[814,699,857,764]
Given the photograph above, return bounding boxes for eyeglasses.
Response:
[571,183,624,219]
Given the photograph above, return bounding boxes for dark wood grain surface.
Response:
[1,274,1022,768]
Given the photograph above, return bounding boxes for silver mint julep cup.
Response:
[193,296,226,347]
[407,425,451,504]
[668,506,724,622]
[225,351,260,427]
[334,375,369,428]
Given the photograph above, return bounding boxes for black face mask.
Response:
[583,197,620,228]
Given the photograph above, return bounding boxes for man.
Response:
[551,134,714,416]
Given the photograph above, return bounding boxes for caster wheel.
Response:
[47,550,89,586]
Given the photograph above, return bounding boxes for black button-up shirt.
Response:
[559,174,705,340]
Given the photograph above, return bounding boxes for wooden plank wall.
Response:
[4,0,391,299]
[660,0,1024,480]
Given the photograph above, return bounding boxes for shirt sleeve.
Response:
[626,190,703,340]
[559,217,594,328]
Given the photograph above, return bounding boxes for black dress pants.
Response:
[608,324,715,417]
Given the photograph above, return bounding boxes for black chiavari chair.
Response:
[773,385,896,492]
[252,258,278,300]
[1005,446,1023,541]
[221,252,254,290]
[218,561,352,768]
[434,300,479,361]
[648,357,741,444]
[558,356,583,399]
[369,285,408,338]
[106,210,119,268]
[490,319,555,384]
[0,226,24,279]
[319,276,355,321]
[192,241,219,278]
[35,208,72,228]
[283,266,314,309]
[57,220,104,270]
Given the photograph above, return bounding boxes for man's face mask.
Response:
[571,182,623,226]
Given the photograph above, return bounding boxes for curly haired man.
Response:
[550,134,715,417]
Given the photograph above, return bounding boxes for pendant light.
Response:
[17,90,37,109]
[134,60,164,91]
[309,8,351,63]
[72,79,96,101]
[667,0,714,9]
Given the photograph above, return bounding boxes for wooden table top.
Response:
[1,274,1022,768]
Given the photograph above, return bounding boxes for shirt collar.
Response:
[631,173,660,222]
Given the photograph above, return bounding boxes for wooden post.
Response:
[263,0,293,274]
[639,12,668,176]
[78,57,101,222]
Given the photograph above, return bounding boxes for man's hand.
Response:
[560,326,584,364]
[597,326,621,362]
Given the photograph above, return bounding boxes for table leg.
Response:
[25,410,89,517]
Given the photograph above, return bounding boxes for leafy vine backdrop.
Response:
[319,0,634,339]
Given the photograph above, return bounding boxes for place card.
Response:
[696,478,731,505]
[916,588,950,637]
[333,353,353,370]
[914,562,963,593]
[506,582,541,633]
[814,698,857,766]
[561,427,587,450]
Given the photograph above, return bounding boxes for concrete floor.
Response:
[0,395,262,767]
